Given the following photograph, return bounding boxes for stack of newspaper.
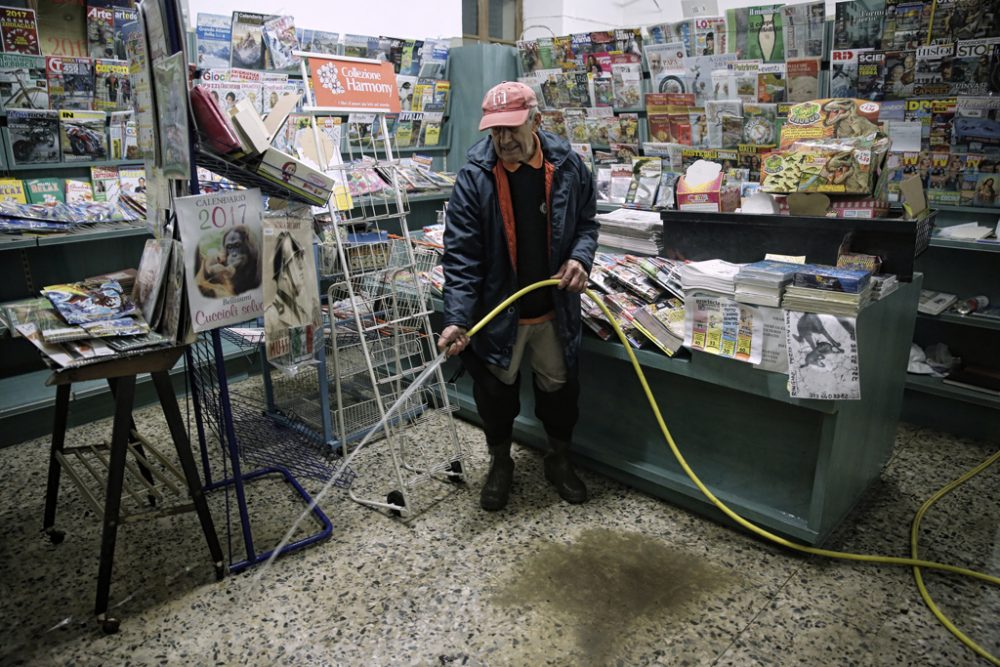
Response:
[870,274,899,301]
[679,259,743,298]
[594,208,663,255]
[917,290,958,315]
[734,260,800,307]
[782,265,873,316]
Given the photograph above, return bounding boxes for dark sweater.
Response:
[506,162,553,319]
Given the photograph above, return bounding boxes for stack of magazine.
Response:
[734,260,800,307]
[594,207,662,255]
[782,265,873,316]
[870,274,899,301]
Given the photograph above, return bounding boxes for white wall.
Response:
[186,0,463,39]
[524,0,842,36]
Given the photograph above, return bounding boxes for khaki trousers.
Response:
[487,319,567,392]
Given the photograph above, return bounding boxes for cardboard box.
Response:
[256,148,335,206]
[676,173,740,212]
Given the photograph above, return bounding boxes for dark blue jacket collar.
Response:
[466,129,573,171]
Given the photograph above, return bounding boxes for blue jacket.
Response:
[442,129,598,371]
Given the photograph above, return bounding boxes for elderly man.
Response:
[438,81,598,511]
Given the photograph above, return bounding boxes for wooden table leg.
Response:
[42,384,71,544]
[94,374,136,634]
[151,371,225,581]
[107,377,156,507]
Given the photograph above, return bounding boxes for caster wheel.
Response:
[101,617,120,634]
[386,490,405,517]
[45,529,65,545]
[447,460,465,484]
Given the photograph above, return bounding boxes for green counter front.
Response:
[434,277,921,545]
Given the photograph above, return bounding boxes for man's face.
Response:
[490,115,537,164]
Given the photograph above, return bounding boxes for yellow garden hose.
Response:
[466,279,1000,665]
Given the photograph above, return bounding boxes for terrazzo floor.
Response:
[0,377,998,666]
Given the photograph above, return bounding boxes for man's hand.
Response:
[553,259,589,293]
[438,325,469,357]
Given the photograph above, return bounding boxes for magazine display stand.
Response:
[267,52,466,518]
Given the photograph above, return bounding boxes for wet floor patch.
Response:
[492,527,741,660]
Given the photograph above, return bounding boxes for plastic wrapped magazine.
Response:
[0,199,138,223]
[0,218,72,233]
[42,279,137,325]
[80,317,150,337]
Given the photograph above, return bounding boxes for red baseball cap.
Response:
[479,81,538,131]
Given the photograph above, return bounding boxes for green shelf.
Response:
[929,204,1000,215]
[0,223,150,251]
[5,159,144,173]
[905,373,1000,410]
[917,310,1000,331]
[928,236,1000,253]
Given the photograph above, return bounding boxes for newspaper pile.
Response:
[782,265,873,316]
[679,259,743,298]
[594,208,663,256]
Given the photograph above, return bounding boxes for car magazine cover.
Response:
[175,189,265,333]
[7,109,60,165]
[196,13,232,69]
[230,11,270,70]
[0,6,40,55]
[262,214,322,366]
[46,56,95,110]
[94,59,130,111]
[59,110,107,162]
[0,53,47,110]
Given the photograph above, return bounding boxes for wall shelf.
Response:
[5,159,144,173]
[905,374,1000,410]
[917,310,1000,332]
[0,223,150,251]
[928,237,1000,253]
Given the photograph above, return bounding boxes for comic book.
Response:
[539,109,567,139]
[786,58,820,103]
[196,14,232,69]
[552,35,574,71]
[781,2,825,58]
[0,53,47,110]
[883,50,916,99]
[0,178,26,203]
[563,108,588,144]
[42,279,137,325]
[881,0,932,50]
[829,48,870,98]
[231,11,270,70]
[297,29,339,55]
[46,56,94,110]
[914,43,954,97]
[25,178,64,204]
[0,6,40,55]
[592,75,613,107]
[262,15,300,70]
[950,38,1000,95]
[834,0,886,50]
[93,59,130,111]
[86,2,115,59]
[7,109,59,165]
[611,54,642,108]
[90,166,119,203]
[60,109,107,162]
[856,51,886,101]
[726,4,785,63]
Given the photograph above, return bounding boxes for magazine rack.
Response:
[260,52,468,518]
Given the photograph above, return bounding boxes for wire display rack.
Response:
[266,59,468,517]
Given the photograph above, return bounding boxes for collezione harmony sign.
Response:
[300,53,401,113]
